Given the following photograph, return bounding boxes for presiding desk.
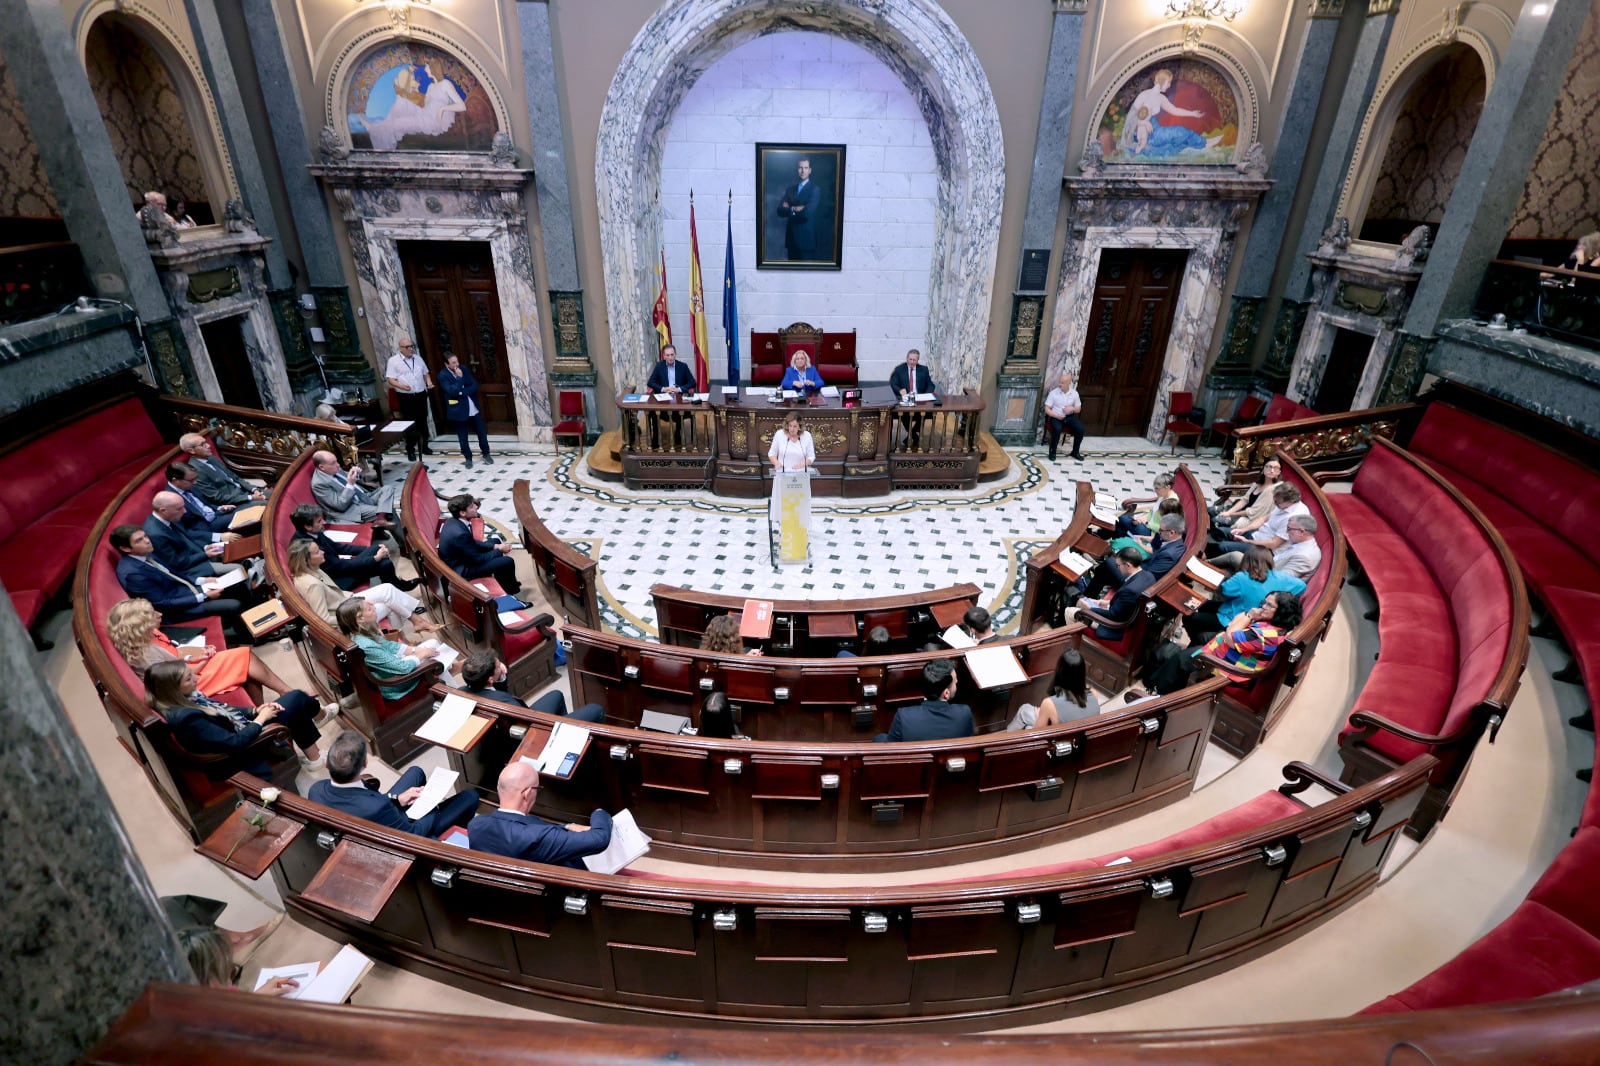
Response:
[616,386,984,496]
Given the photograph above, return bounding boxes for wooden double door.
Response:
[399,240,518,434]
[1076,249,1187,437]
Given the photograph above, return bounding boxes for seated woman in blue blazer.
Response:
[144,659,324,772]
[780,350,824,393]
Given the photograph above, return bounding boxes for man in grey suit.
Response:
[179,433,266,507]
[311,450,399,526]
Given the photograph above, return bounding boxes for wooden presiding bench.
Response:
[426,677,1228,869]
[204,756,1434,1024]
[651,582,982,655]
[513,479,601,631]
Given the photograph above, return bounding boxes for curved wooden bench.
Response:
[428,676,1227,870]
[207,755,1433,1024]
[1204,453,1348,756]
[1018,481,1103,634]
[1324,437,1529,836]
[262,448,441,766]
[400,464,557,698]
[651,582,982,654]
[512,479,601,631]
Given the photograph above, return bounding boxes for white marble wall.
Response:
[658,32,936,384]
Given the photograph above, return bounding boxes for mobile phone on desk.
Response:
[556,751,579,777]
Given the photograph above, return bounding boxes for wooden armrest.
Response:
[1076,604,1134,632]
[1194,649,1284,681]
[1120,494,1154,511]
[1312,461,1363,485]
[1343,706,1490,749]
[501,611,555,635]
[1278,760,1351,797]
[362,658,446,688]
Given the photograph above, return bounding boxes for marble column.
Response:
[993,0,1086,447]
[1263,0,1399,386]
[238,0,365,388]
[0,588,189,1066]
[516,1,597,427]
[1209,1,1347,392]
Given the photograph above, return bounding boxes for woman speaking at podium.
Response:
[780,351,824,393]
[767,412,815,524]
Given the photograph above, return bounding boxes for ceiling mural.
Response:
[344,42,497,152]
[1095,58,1240,165]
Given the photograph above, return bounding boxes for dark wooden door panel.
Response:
[399,239,518,434]
[1076,250,1187,436]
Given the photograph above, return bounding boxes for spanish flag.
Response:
[688,193,710,389]
[651,247,672,353]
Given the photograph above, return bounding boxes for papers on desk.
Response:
[525,721,590,779]
[653,393,675,402]
[380,419,414,433]
[781,389,799,400]
[582,809,652,875]
[746,387,772,398]
[415,693,475,746]
[820,386,840,398]
[1090,505,1121,526]
[323,529,359,544]
[1095,492,1124,512]
[965,644,1028,689]
[201,568,248,592]
[721,386,739,396]
[1061,550,1097,577]
[914,392,937,403]
[1187,557,1227,586]
[691,392,710,403]
[228,504,265,529]
[622,394,646,402]
[498,610,526,626]
[941,624,976,649]
[252,945,373,1003]
[405,766,460,820]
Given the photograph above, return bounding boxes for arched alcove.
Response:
[595,0,1004,396]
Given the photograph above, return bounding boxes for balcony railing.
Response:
[0,240,92,327]
[1474,259,1600,351]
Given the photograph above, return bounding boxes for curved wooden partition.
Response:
[430,676,1228,869]
[1018,481,1101,634]
[512,479,600,630]
[1227,402,1420,475]
[206,756,1434,1025]
[1205,453,1348,756]
[84,980,1600,1063]
[651,582,982,654]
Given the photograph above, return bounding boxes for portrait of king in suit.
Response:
[756,143,846,270]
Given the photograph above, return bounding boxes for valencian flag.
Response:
[651,246,672,353]
[687,193,710,388]
[722,193,740,385]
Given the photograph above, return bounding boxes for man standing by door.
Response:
[385,336,434,461]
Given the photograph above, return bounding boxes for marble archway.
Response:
[595,0,1004,397]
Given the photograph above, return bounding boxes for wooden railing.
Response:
[1018,481,1103,634]
[162,395,359,472]
[513,479,601,631]
[1229,404,1420,473]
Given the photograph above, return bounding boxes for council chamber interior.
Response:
[4,0,1600,1062]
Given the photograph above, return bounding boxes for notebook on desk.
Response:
[639,709,692,735]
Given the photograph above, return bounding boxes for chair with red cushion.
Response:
[1210,394,1267,460]
[554,391,587,454]
[1162,391,1204,455]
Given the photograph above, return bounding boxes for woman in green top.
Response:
[336,597,443,699]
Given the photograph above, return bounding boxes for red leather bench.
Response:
[1326,438,1527,834]
[1,397,168,630]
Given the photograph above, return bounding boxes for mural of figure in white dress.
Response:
[346,44,495,153]
[1097,60,1240,165]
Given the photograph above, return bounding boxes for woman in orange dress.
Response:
[109,597,298,701]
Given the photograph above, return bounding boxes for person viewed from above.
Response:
[438,493,522,596]
[165,463,244,536]
[963,605,997,644]
[1009,648,1100,730]
[1114,472,1177,540]
[468,760,613,869]
[111,524,244,626]
[177,433,266,507]
[289,503,416,592]
[438,353,493,469]
[109,597,314,711]
[697,691,746,739]
[836,624,892,659]
[1041,370,1086,462]
[459,651,604,723]
[1076,547,1156,641]
[874,658,976,743]
[309,730,478,836]
[1073,512,1186,605]
[1268,514,1322,581]
[144,659,324,771]
[780,350,824,393]
[286,538,430,634]
[336,598,450,700]
[181,927,303,997]
[1211,458,1282,531]
[143,491,242,579]
[700,614,761,657]
[1209,482,1310,564]
[1181,545,1306,646]
[1199,591,1303,679]
[310,450,400,527]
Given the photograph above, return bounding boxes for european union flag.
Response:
[722,199,740,386]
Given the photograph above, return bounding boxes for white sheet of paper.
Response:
[781,389,799,399]
[296,944,371,1004]
[914,392,937,403]
[253,961,319,995]
[581,809,652,874]
[721,386,739,395]
[1090,505,1121,525]
[965,645,1028,689]
[1095,492,1123,512]
[536,721,591,774]
[415,692,475,745]
[381,420,414,432]
[1063,550,1097,576]
[323,529,358,544]
[1104,856,1133,867]
[201,568,247,591]
[820,386,840,398]
[179,634,207,649]
[941,624,976,649]
[654,394,674,402]
[405,766,460,820]
[691,392,710,402]
[497,610,525,626]
[1187,557,1227,586]
[430,643,460,672]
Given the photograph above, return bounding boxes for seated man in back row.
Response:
[111,524,243,626]
[1076,547,1154,640]
[289,503,417,592]
[178,433,266,507]
[460,652,604,723]
[309,730,478,837]
[310,450,399,527]
[439,494,521,596]
[874,658,975,742]
[469,760,612,869]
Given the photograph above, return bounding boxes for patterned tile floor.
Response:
[396,435,1234,638]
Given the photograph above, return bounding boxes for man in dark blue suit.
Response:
[167,462,240,534]
[439,494,521,595]
[1072,513,1187,604]
[644,344,696,397]
[874,659,976,743]
[309,731,478,837]
[888,349,935,401]
[110,524,243,624]
[468,760,612,869]
[461,652,605,723]
[1077,547,1157,640]
[776,157,821,260]
[145,492,244,579]
[289,504,415,592]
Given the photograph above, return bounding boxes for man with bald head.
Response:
[467,761,613,869]
[178,433,266,507]
[144,491,246,579]
[384,335,434,462]
[310,449,400,526]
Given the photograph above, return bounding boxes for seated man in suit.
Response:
[144,492,244,580]
[644,344,697,448]
[888,348,936,448]
[439,494,522,595]
[310,450,399,527]
[963,605,997,644]
[1077,547,1155,640]
[468,760,612,869]
[178,433,266,507]
[166,462,241,535]
[289,503,416,592]
[111,524,244,625]
[309,731,478,836]
[1071,512,1186,605]
[460,652,604,723]
[874,658,976,743]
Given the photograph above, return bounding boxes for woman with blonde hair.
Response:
[145,658,324,770]
[1563,232,1600,273]
[287,538,430,633]
[780,349,823,392]
[336,597,450,699]
[109,597,296,702]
